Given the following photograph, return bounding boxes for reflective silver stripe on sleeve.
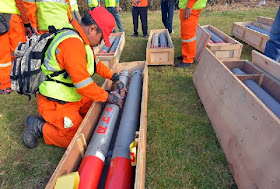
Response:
[74,77,93,89]
[181,36,196,43]
[0,62,12,67]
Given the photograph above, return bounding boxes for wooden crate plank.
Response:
[46,134,87,189]
[193,48,280,189]
[195,24,210,62]
[257,16,274,26]
[251,50,280,81]
[134,63,148,189]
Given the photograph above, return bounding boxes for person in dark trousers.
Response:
[264,6,280,62]
[161,0,176,33]
[105,0,124,32]
[132,0,148,37]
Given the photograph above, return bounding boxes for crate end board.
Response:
[46,61,148,189]
[193,48,280,189]
[146,29,174,65]
[251,50,280,82]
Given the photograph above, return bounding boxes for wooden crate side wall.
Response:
[193,48,280,189]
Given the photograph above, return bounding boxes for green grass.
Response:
[0,7,278,188]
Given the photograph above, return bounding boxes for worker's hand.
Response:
[107,91,123,108]
[112,80,127,98]
[116,6,120,13]
[184,7,192,19]
[24,23,32,38]
[32,27,40,35]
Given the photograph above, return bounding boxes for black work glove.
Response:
[111,73,127,98]
[111,73,119,83]
[24,23,32,38]
[107,91,123,108]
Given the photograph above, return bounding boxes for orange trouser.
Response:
[0,14,26,90]
[38,94,93,148]
[180,9,201,64]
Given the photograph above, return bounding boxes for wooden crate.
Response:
[146,29,174,65]
[193,48,280,189]
[46,61,148,189]
[93,32,125,68]
[200,25,243,61]
[232,16,274,53]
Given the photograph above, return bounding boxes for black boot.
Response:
[23,115,45,148]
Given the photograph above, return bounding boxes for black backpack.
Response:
[10,27,77,99]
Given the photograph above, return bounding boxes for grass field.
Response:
[0,6,278,189]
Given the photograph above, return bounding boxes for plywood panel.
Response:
[195,24,211,62]
[252,50,280,81]
[193,48,280,189]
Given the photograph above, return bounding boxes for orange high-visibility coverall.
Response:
[23,0,72,34]
[0,0,29,90]
[180,0,201,64]
[38,19,114,148]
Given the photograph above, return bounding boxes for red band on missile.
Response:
[105,157,133,189]
[78,156,104,189]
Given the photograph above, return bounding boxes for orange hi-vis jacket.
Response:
[23,0,72,32]
[0,0,30,90]
[38,19,114,148]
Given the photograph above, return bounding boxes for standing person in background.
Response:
[161,0,176,34]
[105,0,124,32]
[264,6,280,62]
[23,0,72,34]
[0,0,32,95]
[132,0,148,38]
[87,0,101,10]
[175,0,207,68]
[70,0,82,22]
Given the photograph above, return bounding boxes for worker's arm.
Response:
[184,0,197,19]
[15,0,32,37]
[95,56,114,80]
[57,38,109,102]
[22,0,39,34]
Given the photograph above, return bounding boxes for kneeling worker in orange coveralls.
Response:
[22,7,125,149]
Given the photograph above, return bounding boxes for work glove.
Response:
[24,23,32,38]
[107,91,123,108]
[111,73,127,98]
